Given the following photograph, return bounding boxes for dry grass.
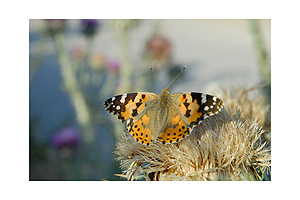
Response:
[114,87,271,181]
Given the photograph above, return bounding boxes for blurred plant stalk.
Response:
[249,19,271,84]
[109,20,139,138]
[110,19,139,93]
[54,32,95,143]
[119,29,132,93]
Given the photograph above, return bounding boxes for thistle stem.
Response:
[54,33,95,143]
[119,29,134,93]
[249,19,271,84]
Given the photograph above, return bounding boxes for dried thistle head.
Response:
[115,108,270,181]
[114,86,271,181]
[218,85,271,143]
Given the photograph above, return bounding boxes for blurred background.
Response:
[29,19,270,180]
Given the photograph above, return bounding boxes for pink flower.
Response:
[106,59,120,73]
[147,36,172,60]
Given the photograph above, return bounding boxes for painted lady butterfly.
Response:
[103,86,224,146]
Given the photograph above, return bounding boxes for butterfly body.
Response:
[104,86,223,145]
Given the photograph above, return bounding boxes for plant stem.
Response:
[248,19,271,84]
[54,33,95,143]
[119,29,134,93]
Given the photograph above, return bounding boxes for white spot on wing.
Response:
[204,106,209,111]
[120,94,127,103]
[201,94,207,103]
[116,105,120,110]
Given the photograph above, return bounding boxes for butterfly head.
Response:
[161,87,170,95]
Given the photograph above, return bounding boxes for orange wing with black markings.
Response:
[104,92,158,146]
[126,111,154,146]
[172,92,224,128]
[156,110,191,144]
[104,88,224,146]
[103,92,158,122]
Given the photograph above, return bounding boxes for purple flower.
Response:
[80,19,100,37]
[51,127,80,149]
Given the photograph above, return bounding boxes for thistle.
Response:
[114,87,271,181]
[218,86,271,143]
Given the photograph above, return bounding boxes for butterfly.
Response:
[103,86,224,146]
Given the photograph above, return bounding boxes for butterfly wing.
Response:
[104,91,223,146]
[126,97,191,146]
[104,92,159,145]
[172,92,224,128]
[156,109,191,144]
[126,109,154,145]
[104,92,158,122]
[156,92,223,144]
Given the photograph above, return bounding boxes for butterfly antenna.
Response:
[167,66,187,88]
[150,67,164,87]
